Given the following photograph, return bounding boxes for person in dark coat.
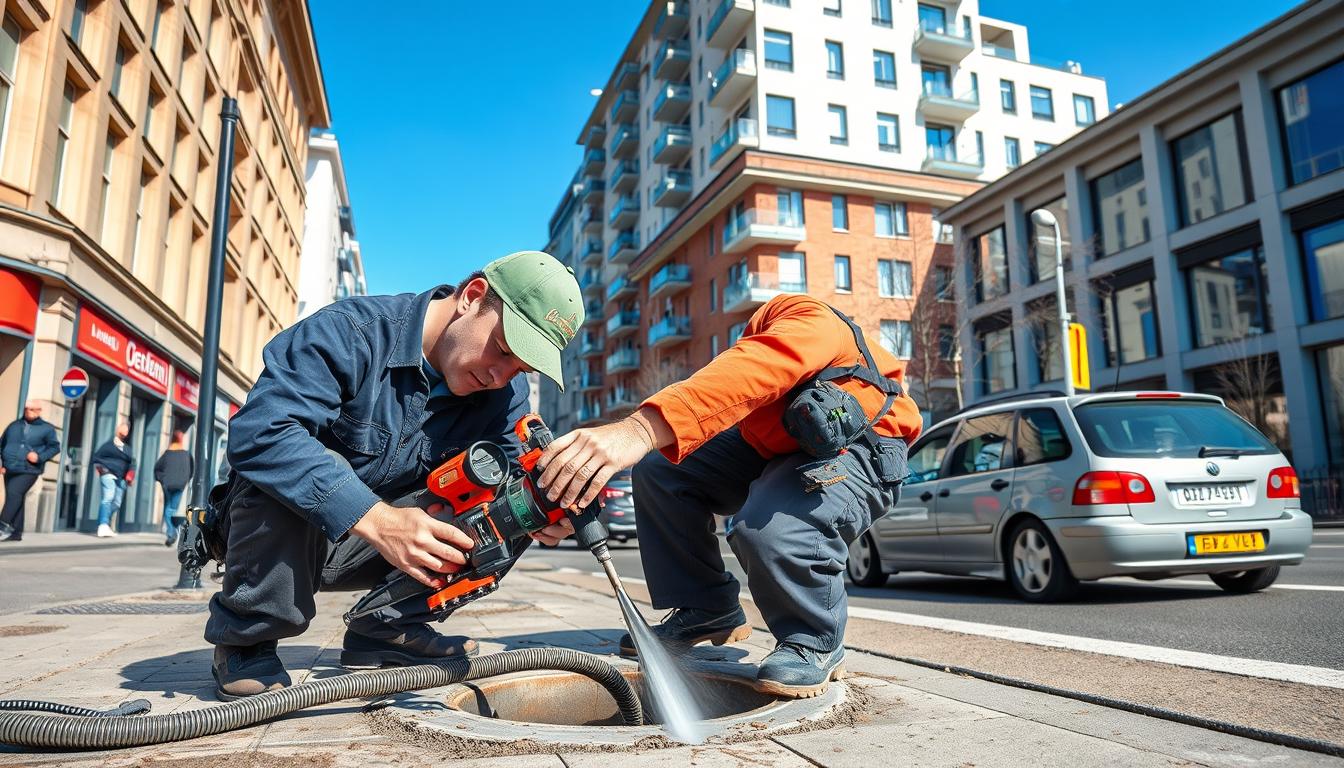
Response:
[155,431,194,546]
[92,422,134,538]
[0,401,61,541]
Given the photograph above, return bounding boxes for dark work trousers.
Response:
[0,473,39,537]
[632,427,903,654]
[203,477,438,647]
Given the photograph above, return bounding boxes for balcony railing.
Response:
[653,1,689,39]
[580,205,603,233]
[648,315,692,347]
[608,230,640,264]
[722,208,806,253]
[653,124,692,164]
[722,270,799,313]
[609,123,640,160]
[655,38,690,80]
[608,195,640,228]
[606,309,641,338]
[710,117,759,167]
[709,49,757,106]
[653,169,691,208]
[605,348,641,375]
[609,159,639,193]
[579,270,604,294]
[649,263,691,299]
[581,239,603,264]
[653,82,691,122]
[614,62,639,90]
[914,20,975,61]
[582,123,607,148]
[581,178,605,203]
[609,90,639,124]
[922,146,985,178]
[579,371,604,391]
[581,148,606,177]
[707,0,754,48]
[577,403,603,424]
[606,274,637,302]
[582,300,604,326]
[579,335,604,356]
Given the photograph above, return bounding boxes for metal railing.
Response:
[710,49,756,102]
[649,315,692,345]
[650,263,691,294]
[711,117,758,165]
[723,207,803,245]
[1299,466,1344,521]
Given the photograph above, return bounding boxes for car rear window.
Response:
[1072,400,1276,458]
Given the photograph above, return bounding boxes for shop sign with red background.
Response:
[0,269,40,337]
[76,305,171,397]
[173,370,199,411]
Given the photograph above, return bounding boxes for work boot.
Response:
[618,604,751,657]
[754,642,846,699]
[212,641,291,701]
[340,622,479,669]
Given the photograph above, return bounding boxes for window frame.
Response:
[1030,85,1054,121]
[876,112,899,152]
[1275,57,1344,186]
[871,0,893,27]
[872,49,896,87]
[828,103,848,145]
[945,411,1016,478]
[905,424,956,484]
[763,28,794,71]
[831,194,848,231]
[1000,78,1016,114]
[1073,93,1096,126]
[1013,407,1073,467]
[874,201,908,238]
[834,254,852,292]
[1004,136,1020,168]
[825,39,844,79]
[766,94,796,137]
[1170,110,1253,228]
[0,13,21,162]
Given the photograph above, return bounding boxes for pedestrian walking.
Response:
[154,430,193,546]
[91,422,134,538]
[0,401,61,541]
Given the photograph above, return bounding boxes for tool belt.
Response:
[783,306,909,492]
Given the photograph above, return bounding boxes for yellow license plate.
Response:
[1188,531,1266,556]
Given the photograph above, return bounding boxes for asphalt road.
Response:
[532,528,1344,671]
[0,539,191,616]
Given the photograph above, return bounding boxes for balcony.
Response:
[709,49,757,108]
[609,123,640,160]
[653,1,689,39]
[606,309,641,339]
[653,124,692,165]
[582,300,604,328]
[707,0,754,49]
[608,195,640,229]
[579,335,604,357]
[710,117,758,168]
[605,348,641,375]
[608,230,640,264]
[581,148,606,177]
[606,386,642,412]
[606,274,638,303]
[609,159,639,194]
[580,205,603,235]
[577,403,603,426]
[581,178,605,205]
[653,169,691,208]
[649,315,692,348]
[581,239,603,266]
[609,90,639,124]
[655,38,690,81]
[914,22,975,61]
[614,62,639,91]
[922,146,985,179]
[579,371,604,393]
[918,83,979,122]
[653,82,691,122]
[723,271,803,314]
[722,209,806,254]
[583,124,606,149]
[579,270,604,297]
[649,263,692,301]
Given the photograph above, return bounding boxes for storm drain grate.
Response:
[37,602,208,615]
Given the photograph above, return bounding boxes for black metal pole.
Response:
[175,96,240,590]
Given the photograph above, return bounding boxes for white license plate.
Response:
[1174,483,1247,507]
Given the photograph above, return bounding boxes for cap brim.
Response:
[500,300,565,391]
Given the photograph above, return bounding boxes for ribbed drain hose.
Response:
[0,648,642,750]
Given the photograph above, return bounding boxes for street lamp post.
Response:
[1030,208,1074,397]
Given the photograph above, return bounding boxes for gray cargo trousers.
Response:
[633,427,904,653]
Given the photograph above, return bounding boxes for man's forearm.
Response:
[629,406,674,451]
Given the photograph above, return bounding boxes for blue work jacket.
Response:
[226,286,530,542]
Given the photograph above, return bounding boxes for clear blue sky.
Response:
[307,0,1301,297]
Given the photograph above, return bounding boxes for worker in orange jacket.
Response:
[540,294,920,697]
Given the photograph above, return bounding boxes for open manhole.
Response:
[376,663,852,754]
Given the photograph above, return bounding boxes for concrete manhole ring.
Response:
[374,659,850,754]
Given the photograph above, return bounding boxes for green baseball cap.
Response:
[484,250,584,391]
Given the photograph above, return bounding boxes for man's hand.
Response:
[537,408,672,509]
[531,517,575,547]
[26,451,38,465]
[350,500,474,588]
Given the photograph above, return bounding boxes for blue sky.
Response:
[307,0,1300,297]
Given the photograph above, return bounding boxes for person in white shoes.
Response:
[91,423,134,538]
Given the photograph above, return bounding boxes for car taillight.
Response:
[1266,467,1299,499]
[1073,471,1155,505]
[601,487,628,500]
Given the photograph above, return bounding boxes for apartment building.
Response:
[0,0,328,533]
[299,131,365,318]
[941,1,1344,491]
[540,0,1106,434]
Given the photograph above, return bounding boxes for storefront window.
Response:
[1185,245,1270,347]
[1091,159,1150,256]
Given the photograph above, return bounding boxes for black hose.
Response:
[0,700,151,717]
[0,648,641,750]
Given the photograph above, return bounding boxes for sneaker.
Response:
[96,524,115,538]
[340,622,479,668]
[618,604,751,657]
[0,523,13,541]
[212,641,291,700]
[755,642,846,699]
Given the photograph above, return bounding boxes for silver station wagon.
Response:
[847,392,1313,601]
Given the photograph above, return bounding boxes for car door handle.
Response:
[919,491,933,502]
[938,488,950,498]
[991,479,1010,492]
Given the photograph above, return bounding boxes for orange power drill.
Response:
[343,413,610,623]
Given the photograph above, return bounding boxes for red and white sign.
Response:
[61,366,90,400]
[0,268,40,337]
[76,306,171,397]
[173,370,200,412]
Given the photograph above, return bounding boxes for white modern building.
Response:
[299,131,366,318]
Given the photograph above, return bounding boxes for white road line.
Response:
[1105,577,1344,593]
[1309,544,1344,549]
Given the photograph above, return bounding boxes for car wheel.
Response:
[1006,519,1078,602]
[1209,566,1280,593]
[847,532,888,587]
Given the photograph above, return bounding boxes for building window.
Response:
[1074,94,1096,126]
[1278,58,1344,185]
[1000,79,1016,113]
[1030,85,1054,120]
[98,134,115,240]
[926,123,955,161]
[51,81,76,206]
[729,321,746,345]
[824,0,842,15]
[1316,343,1344,464]
[921,64,951,97]
[0,13,20,159]
[934,265,953,300]
[764,0,790,5]
[1099,270,1161,366]
[143,87,160,139]
[871,0,892,27]
[70,0,88,47]
[873,50,896,87]
[832,194,848,230]
[111,44,127,101]
[1004,137,1021,169]
[828,104,848,145]
[766,94,796,137]
[1034,141,1054,155]
[881,320,913,359]
[878,259,913,297]
[1029,295,1066,382]
[1028,196,1071,283]
[709,277,717,312]
[131,173,148,269]
[932,208,953,244]
[876,112,899,152]
[917,3,947,32]
[778,188,804,225]
[1172,112,1251,227]
[874,201,908,237]
[977,323,1016,393]
[764,29,793,71]
[152,1,168,49]
[1302,217,1344,322]
[1091,159,1150,256]
[972,226,1009,303]
[825,40,844,79]
[779,251,807,292]
[712,334,720,356]
[1185,243,1270,348]
[938,325,955,360]
[834,255,852,291]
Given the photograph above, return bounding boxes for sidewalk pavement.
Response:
[0,531,167,556]
[0,563,1338,768]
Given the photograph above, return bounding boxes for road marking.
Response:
[1309,544,1344,549]
[1105,577,1344,593]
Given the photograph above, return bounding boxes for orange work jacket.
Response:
[642,294,924,463]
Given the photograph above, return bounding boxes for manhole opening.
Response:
[447,670,777,726]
